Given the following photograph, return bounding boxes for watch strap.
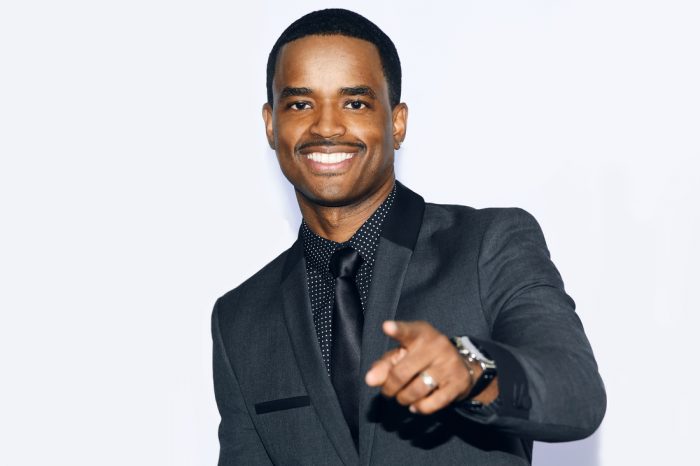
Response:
[451,336,498,400]
[464,363,497,399]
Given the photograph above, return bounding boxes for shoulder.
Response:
[214,244,293,314]
[422,202,541,240]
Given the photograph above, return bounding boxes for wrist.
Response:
[452,336,499,405]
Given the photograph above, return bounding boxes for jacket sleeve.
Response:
[454,208,606,442]
[212,299,273,465]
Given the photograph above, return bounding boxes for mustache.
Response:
[295,139,366,152]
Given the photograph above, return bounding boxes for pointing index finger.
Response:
[383,320,422,345]
[365,347,407,386]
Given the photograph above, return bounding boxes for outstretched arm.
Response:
[366,208,606,442]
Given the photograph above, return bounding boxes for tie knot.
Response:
[330,247,364,279]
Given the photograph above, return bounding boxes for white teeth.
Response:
[306,152,354,164]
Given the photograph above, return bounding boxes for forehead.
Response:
[273,35,387,94]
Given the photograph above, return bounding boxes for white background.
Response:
[1,1,698,465]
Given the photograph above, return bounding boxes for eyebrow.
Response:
[279,86,378,100]
[340,86,377,99]
[280,87,312,98]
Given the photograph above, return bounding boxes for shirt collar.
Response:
[301,183,397,273]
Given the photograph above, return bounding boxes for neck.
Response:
[297,176,395,243]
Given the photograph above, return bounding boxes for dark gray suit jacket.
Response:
[212,182,606,465]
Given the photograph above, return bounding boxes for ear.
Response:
[392,103,408,150]
[262,103,276,150]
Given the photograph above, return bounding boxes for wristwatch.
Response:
[451,336,498,400]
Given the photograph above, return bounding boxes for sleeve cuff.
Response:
[457,337,531,420]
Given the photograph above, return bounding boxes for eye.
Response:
[288,101,311,110]
[345,100,368,110]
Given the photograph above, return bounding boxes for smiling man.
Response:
[212,9,606,466]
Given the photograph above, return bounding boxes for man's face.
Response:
[263,35,407,208]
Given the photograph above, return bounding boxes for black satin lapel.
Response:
[281,240,359,465]
[381,181,425,249]
[359,182,425,465]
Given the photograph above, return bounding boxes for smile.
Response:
[305,152,355,164]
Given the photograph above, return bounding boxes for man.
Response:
[212,8,606,465]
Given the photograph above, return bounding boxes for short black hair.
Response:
[266,8,402,108]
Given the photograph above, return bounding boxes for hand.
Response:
[365,320,478,415]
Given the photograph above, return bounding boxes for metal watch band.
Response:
[451,336,498,400]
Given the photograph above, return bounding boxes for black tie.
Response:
[329,247,364,450]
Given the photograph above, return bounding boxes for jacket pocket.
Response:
[254,395,310,415]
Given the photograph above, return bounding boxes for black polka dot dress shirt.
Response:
[301,185,397,374]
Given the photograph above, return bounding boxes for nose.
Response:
[309,103,346,139]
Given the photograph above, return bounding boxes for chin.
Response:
[296,182,362,208]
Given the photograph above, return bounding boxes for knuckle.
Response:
[430,330,446,346]
[395,389,413,406]
[452,365,466,385]
[419,399,439,415]
[392,364,413,382]
[385,373,403,392]
[421,390,452,415]
[448,353,464,371]
[408,382,425,399]
[431,334,450,352]
[381,383,397,397]
[437,334,452,349]
[437,389,452,405]
[413,321,429,337]
[418,320,433,333]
